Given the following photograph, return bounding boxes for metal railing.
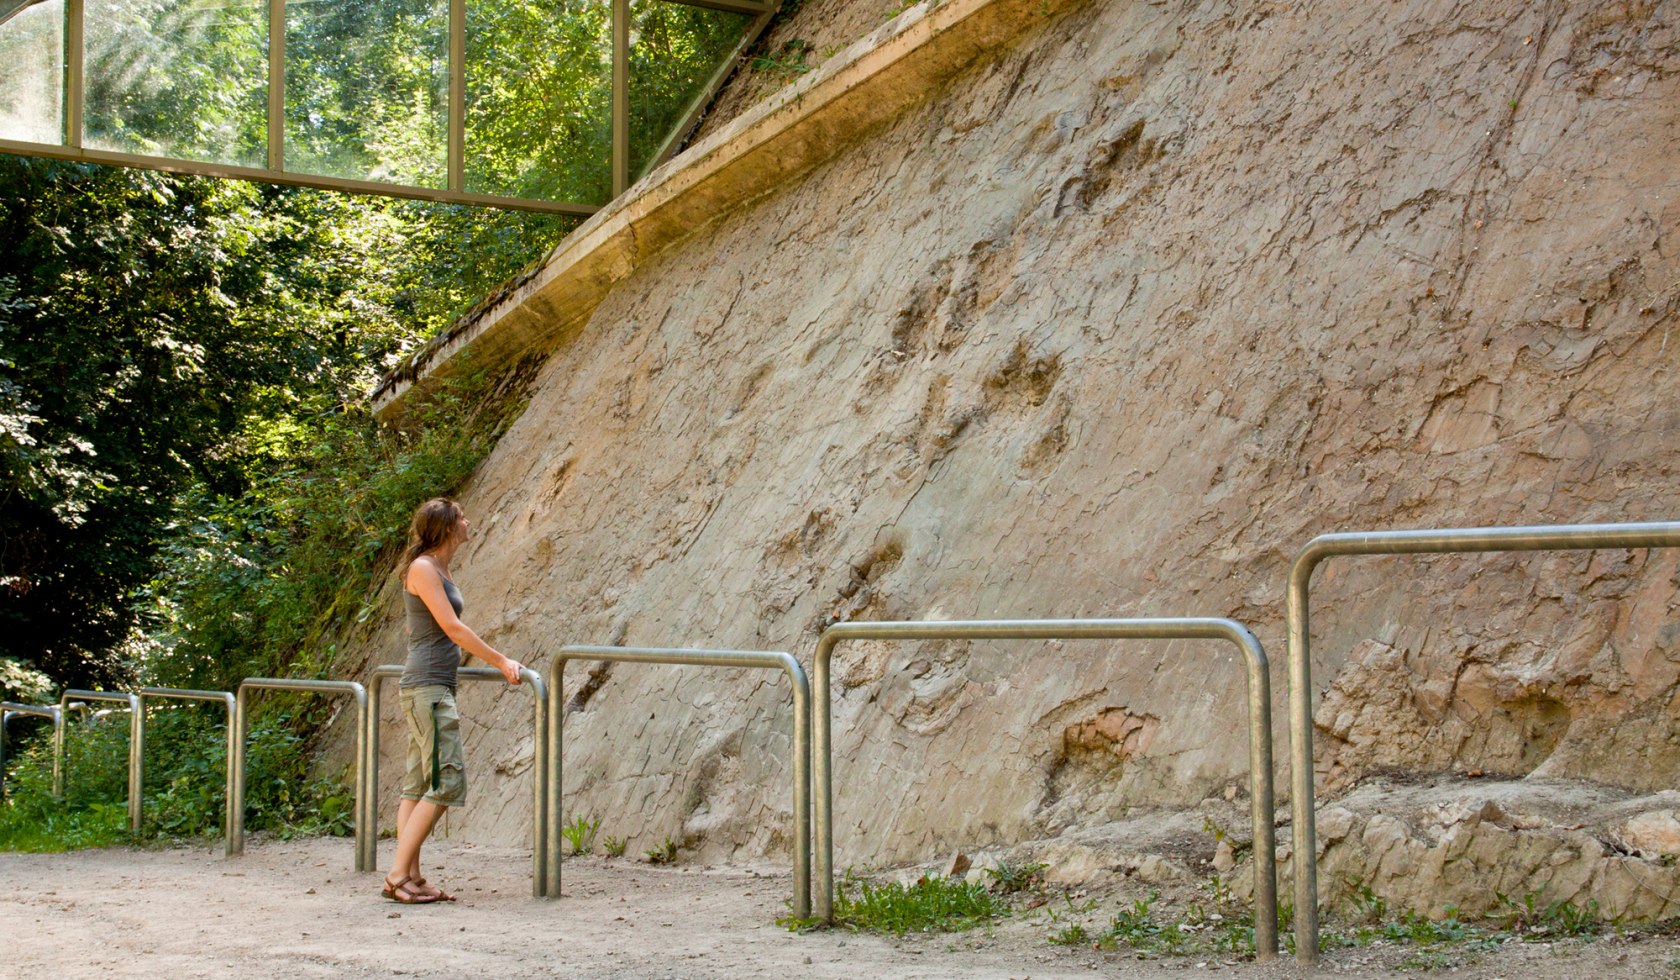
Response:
[58,690,142,830]
[231,678,369,869]
[1286,520,1680,962]
[366,665,549,896]
[546,646,812,916]
[138,687,237,855]
[0,702,64,799]
[813,618,1278,959]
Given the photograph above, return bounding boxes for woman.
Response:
[383,497,523,904]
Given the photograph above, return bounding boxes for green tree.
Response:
[0,156,567,690]
[0,159,286,686]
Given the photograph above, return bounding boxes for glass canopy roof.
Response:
[0,0,773,213]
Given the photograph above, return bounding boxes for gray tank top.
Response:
[402,572,463,689]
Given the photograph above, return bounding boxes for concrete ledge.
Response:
[372,0,1084,419]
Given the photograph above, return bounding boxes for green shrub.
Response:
[986,859,1048,894]
[0,703,353,851]
[151,361,528,693]
[644,837,680,865]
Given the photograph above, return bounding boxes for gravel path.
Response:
[1,838,1675,978]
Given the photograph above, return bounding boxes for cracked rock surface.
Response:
[344,0,1680,913]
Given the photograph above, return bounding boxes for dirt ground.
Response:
[1,837,1677,979]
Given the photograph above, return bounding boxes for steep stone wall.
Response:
[357,0,1680,894]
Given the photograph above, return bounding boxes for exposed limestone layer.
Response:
[1301,778,1680,921]
[953,778,1680,922]
[352,0,1680,912]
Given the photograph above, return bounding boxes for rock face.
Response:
[355,0,1680,912]
[1304,778,1680,921]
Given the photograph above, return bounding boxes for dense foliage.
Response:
[0,702,356,851]
[149,360,531,692]
[0,155,569,697]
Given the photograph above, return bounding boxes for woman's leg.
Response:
[391,799,446,887]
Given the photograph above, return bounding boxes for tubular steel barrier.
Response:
[546,646,812,915]
[366,665,550,896]
[59,690,143,831]
[814,618,1278,959]
[232,678,369,869]
[1287,520,1680,962]
[138,687,237,856]
[1,702,65,799]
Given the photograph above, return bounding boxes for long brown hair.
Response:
[404,497,464,571]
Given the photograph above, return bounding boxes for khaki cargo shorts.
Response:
[399,684,466,807]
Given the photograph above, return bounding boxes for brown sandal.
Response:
[382,874,439,904]
[413,876,457,902]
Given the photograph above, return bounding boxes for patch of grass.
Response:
[644,837,679,865]
[602,835,627,858]
[1048,922,1089,946]
[0,798,131,852]
[1095,890,1192,954]
[561,815,599,856]
[1042,883,1261,959]
[829,871,1004,935]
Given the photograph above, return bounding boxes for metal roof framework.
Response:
[0,0,775,213]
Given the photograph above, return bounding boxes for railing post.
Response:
[231,685,248,856]
[230,678,368,869]
[1285,520,1680,962]
[546,646,810,917]
[813,618,1278,958]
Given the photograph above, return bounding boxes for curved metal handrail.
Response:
[1285,520,1680,962]
[138,687,238,855]
[813,617,1277,959]
[231,678,368,869]
[1,701,64,799]
[546,645,811,917]
[59,689,142,830]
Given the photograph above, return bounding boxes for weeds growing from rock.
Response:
[985,860,1047,894]
[644,837,679,865]
[751,39,812,79]
[561,815,600,856]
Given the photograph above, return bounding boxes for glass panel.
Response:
[0,0,64,144]
[286,0,447,186]
[84,0,267,166]
[629,0,748,179]
[467,0,610,204]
